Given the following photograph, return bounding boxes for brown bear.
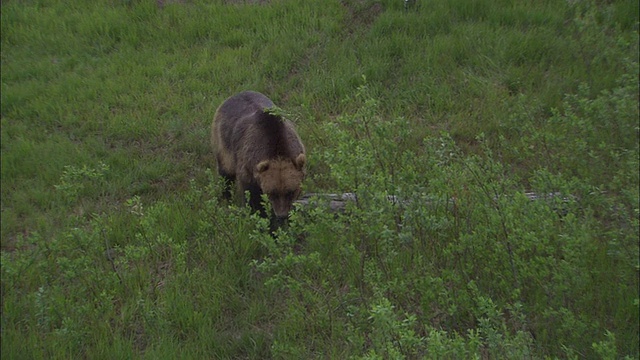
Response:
[211,91,306,222]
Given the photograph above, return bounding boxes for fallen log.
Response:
[295,192,572,213]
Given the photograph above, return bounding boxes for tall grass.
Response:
[2,0,638,358]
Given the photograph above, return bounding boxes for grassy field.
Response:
[1,0,638,358]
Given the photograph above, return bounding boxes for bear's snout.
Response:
[271,197,293,219]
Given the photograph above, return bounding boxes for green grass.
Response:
[2,0,638,358]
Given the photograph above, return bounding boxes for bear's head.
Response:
[255,153,306,219]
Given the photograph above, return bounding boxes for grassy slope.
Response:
[1,0,638,358]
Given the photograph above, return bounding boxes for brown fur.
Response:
[211,91,306,219]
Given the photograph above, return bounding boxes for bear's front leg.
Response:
[217,158,236,200]
[241,181,267,218]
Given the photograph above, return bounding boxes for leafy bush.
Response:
[249,76,638,358]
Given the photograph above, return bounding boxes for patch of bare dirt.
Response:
[223,0,271,4]
[156,0,187,8]
[341,0,384,33]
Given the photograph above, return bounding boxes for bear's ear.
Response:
[294,153,306,170]
[256,160,270,173]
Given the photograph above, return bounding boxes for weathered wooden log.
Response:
[295,192,572,213]
[294,192,445,213]
[294,193,358,212]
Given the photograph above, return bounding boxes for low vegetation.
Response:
[2,0,638,358]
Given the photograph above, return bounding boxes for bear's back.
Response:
[217,91,274,120]
[214,91,303,165]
